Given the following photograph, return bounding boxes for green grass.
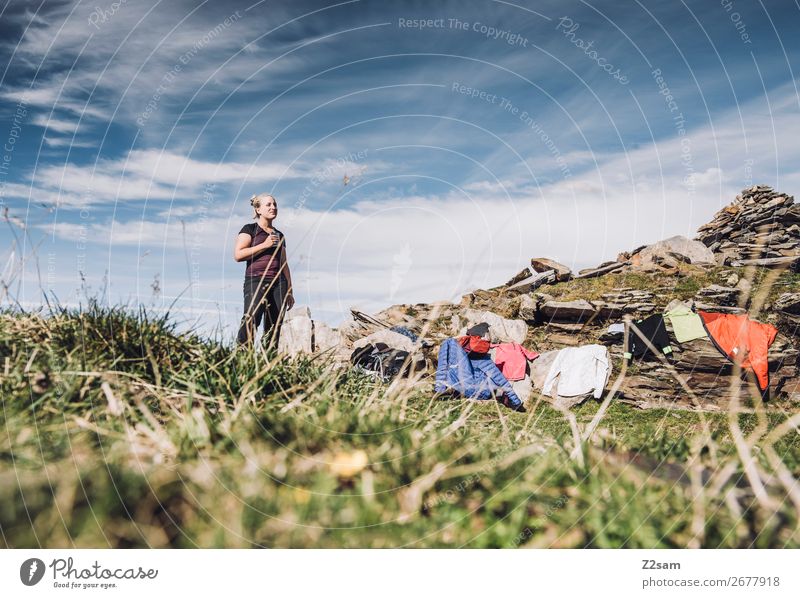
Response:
[1,301,799,548]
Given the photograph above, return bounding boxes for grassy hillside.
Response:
[1,300,799,548]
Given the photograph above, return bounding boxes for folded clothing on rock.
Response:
[698,311,778,393]
[490,342,539,381]
[627,314,672,360]
[434,338,522,409]
[542,344,611,400]
[664,304,708,343]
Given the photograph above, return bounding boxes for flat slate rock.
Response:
[530,258,572,282]
[539,299,597,322]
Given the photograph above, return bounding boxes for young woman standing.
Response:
[234,193,295,349]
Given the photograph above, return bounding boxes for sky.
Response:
[1,0,799,339]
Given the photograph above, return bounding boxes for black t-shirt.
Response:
[238,222,285,278]
[627,314,672,359]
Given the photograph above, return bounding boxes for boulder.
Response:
[510,375,533,405]
[337,317,378,343]
[314,321,344,354]
[460,309,527,344]
[278,308,314,356]
[635,235,715,266]
[285,305,312,320]
[543,322,586,333]
[518,294,538,321]
[692,303,746,314]
[529,350,559,391]
[539,299,597,322]
[505,267,535,287]
[506,269,556,293]
[530,258,572,282]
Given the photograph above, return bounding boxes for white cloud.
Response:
[24,149,306,207]
[32,115,79,134]
[32,81,800,330]
[0,0,331,134]
[43,136,95,148]
[7,0,800,333]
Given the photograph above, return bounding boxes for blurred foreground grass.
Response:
[1,300,799,548]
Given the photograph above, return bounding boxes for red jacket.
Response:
[698,311,778,392]
[490,342,540,381]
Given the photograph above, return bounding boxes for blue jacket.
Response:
[434,338,522,408]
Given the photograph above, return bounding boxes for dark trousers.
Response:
[237,274,288,349]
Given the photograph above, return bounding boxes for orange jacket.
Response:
[698,311,778,392]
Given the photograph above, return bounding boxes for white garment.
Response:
[542,344,611,399]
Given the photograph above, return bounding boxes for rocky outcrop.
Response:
[592,289,657,319]
[314,321,345,354]
[505,268,556,293]
[335,277,800,409]
[694,285,740,306]
[279,307,346,358]
[692,285,746,313]
[695,185,800,267]
[575,261,627,279]
[539,299,597,322]
[315,184,800,409]
[495,186,800,299]
[278,307,314,356]
[613,326,799,410]
[775,293,800,315]
[530,258,572,282]
[403,284,791,402]
[457,309,527,344]
[630,235,716,269]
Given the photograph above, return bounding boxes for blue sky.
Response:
[1,0,799,337]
